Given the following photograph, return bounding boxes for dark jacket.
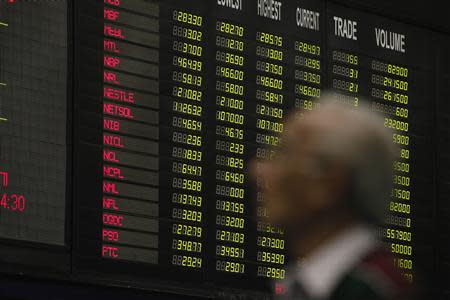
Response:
[275,247,412,300]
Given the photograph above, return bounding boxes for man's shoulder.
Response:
[330,247,410,300]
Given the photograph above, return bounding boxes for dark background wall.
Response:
[0,275,203,300]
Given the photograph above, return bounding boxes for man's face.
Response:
[253,117,347,232]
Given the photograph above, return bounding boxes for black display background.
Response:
[72,0,437,297]
[326,3,436,288]
[1,0,450,298]
[0,0,71,276]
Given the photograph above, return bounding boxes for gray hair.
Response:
[298,94,396,224]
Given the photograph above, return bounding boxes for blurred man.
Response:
[252,97,412,300]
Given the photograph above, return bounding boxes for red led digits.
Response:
[103,150,120,163]
[103,197,119,210]
[102,245,119,258]
[0,171,8,187]
[104,71,120,85]
[104,0,120,7]
[104,25,125,39]
[101,0,161,265]
[102,229,119,242]
[104,8,119,22]
[104,87,135,103]
[103,103,134,119]
[104,40,120,53]
[0,193,26,213]
[103,181,120,195]
[103,213,124,227]
[0,170,26,213]
[103,166,124,180]
[104,55,120,68]
[8,194,25,212]
[275,283,286,295]
[104,119,121,132]
[103,134,124,148]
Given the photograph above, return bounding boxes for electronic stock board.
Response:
[0,0,446,298]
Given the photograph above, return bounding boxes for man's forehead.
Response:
[285,110,342,139]
[283,117,317,152]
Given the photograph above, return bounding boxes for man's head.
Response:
[252,96,396,234]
